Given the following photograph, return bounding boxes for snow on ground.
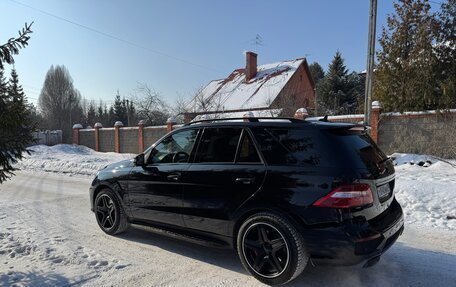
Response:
[14,145,136,176]
[1,145,455,286]
[391,153,456,231]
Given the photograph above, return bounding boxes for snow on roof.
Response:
[187,59,304,113]
[383,109,456,116]
[191,109,282,122]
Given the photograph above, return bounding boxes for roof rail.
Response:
[183,117,305,126]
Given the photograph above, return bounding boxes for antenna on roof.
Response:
[255,34,263,46]
[247,34,264,51]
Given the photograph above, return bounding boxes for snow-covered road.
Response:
[1,171,455,287]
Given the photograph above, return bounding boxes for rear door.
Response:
[182,127,266,236]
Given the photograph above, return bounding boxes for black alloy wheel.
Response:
[242,223,289,278]
[96,194,117,230]
[237,213,308,285]
[94,189,129,235]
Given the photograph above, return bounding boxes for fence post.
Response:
[94,122,103,152]
[370,101,382,143]
[138,120,145,153]
[167,117,176,132]
[72,124,83,145]
[114,121,123,153]
[294,108,309,120]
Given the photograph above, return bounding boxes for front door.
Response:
[128,128,199,227]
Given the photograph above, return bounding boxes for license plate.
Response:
[384,217,404,238]
[377,184,391,200]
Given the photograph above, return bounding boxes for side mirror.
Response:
[135,154,145,166]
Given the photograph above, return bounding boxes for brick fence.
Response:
[73,104,456,158]
[72,118,179,154]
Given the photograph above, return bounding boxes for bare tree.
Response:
[182,85,228,122]
[133,83,169,125]
[38,65,83,142]
[263,91,302,118]
[191,85,224,114]
[172,94,191,122]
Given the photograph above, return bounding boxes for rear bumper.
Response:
[304,198,404,266]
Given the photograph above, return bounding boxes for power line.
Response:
[8,0,222,73]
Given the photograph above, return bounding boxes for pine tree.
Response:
[317,52,359,115]
[0,69,35,183]
[103,104,109,126]
[374,0,440,112]
[108,105,115,126]
[348,72,366,113]
[0,23,34,183]
[86,101,96,127]
[125,99,136,126]
[0,23,33,69]
[96,101,104,125]
[435,0,456,107]
[309,62,325,86]
[113,91,127,124]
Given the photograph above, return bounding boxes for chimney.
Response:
[245,51,257,81]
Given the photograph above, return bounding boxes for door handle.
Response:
[235,177,255,185]
[141,166,159,176]
[167,173,181,181]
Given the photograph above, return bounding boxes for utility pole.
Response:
[364,0,377,125]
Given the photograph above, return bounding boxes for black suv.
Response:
[90,117,404,285]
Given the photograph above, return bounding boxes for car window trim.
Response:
[234,128,264,165]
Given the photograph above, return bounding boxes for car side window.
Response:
[252,127,324,166]
[148,129,198,164]
[195,127,242,163]
[236,131,261,163]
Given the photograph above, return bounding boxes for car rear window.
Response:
[323,129,388,171]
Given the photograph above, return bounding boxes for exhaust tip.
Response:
[363,255,381,268]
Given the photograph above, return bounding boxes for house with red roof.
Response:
[184,51,315,122]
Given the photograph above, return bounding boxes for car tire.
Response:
[94,189,129,235]
[236,212,308,285]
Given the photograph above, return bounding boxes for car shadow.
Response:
[118,229,456,286]
[117,226,247,274]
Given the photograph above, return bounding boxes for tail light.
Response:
[312,183,373,208]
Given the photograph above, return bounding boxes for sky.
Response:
[0,0,442,109]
